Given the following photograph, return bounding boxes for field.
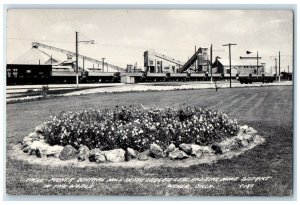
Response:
[6,86,293,196]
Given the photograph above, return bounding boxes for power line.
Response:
[78,32,95,43]
[8,37,73,44]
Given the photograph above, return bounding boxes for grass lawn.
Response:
[6,86,293,196]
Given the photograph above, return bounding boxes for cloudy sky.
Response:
[7,9,293,72]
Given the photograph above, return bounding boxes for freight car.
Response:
[7,65,83,85]
[82,71,121,83]
[237,74,276,84]
[131,71,234,83]
[7,64,52,85]
[6,64,121,85]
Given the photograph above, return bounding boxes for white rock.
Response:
[89,148,103,162]
[165,143,176,154]
[127,147,137,157]
[28,132,40,140]
[137,150,150,161]
[253,135,266,144]
[239,125,249,132]
[246,127,258,135]
[29,140,50,157]
[193,149,203,158]
[78,145,90,161]
[243,134,254,142]
[22,136,33,147]
[240,139,249,147]
[179,143,192,155]
[190,144,202,156]
[46,145,64,158]
[126,148,138,160]
[200,146,214,155]
[29,140,48,151]
[219,138,240,152]
[104,149,125,162]
[95,152,106,163]
[150,143,164,159]
[169,148,189,160]
[236,134,243,140]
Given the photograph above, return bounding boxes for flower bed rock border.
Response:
[14,124,265,168]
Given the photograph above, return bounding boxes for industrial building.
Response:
[7,41,273,85]
[144,48,209,73]
[212,58,265,76]
[7,42,126,84]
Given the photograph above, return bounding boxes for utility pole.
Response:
[275,58,277,78]
[223,43,237,88]
[83,57,85,71]
[75,31,79,88]
[279,51,281,82]
[256,51,259,77]
[210,44,213,84]
[75,31,94,88]
[195,45,197,72]
[102,58,105,72]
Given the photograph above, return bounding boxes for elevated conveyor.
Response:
[32,42,125,72]
[178,48,203,73]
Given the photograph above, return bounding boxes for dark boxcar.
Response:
[7,64,52,85]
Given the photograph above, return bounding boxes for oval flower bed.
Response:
[19,105,265,163]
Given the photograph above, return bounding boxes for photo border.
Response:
[1,2,298,203]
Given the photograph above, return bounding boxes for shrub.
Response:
[40,105,239,152]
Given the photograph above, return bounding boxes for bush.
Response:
[40,105,239,152]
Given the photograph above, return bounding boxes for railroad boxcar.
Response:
[7,64,52,85]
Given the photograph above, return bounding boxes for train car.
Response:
[169,73,189,81]
[120,72,144,83]
[6,63,123,85]
[83,70,121,83]
[50,66,82,84]
[7,64,52,85]
[141,73,168,82]
[237,74,276,84]
[139,71,234,83]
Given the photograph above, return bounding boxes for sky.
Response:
[6,9,294,73]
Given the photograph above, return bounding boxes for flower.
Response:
[38,105,239,151]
